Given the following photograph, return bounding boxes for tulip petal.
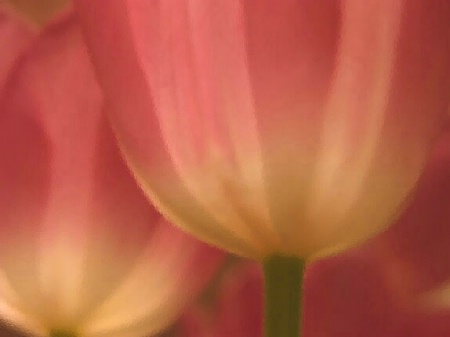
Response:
[76,0,263,257]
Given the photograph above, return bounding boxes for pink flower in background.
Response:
[75,0,450,259]
[0,11,223,337]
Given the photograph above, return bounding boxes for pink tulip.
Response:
[0,11,223,337]
[74,0,450,259]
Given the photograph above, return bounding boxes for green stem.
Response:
[263,255,306,337]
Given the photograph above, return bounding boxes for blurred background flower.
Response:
[0,6,223,337]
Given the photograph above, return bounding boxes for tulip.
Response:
[0,11,223,337]
[74,0,450,259]
[74,1,450,336]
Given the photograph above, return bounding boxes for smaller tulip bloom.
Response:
[0,12,222,337]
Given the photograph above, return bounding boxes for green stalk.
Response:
[263,255,306,337]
